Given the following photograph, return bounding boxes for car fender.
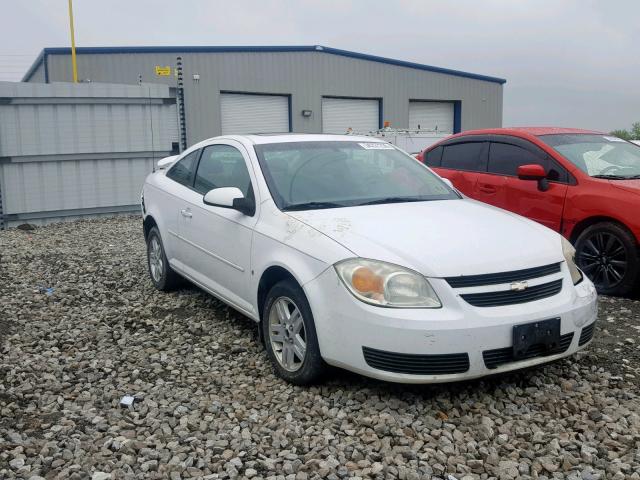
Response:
[250,232,337,312]
[250,203,355,313]
[142,180,176,258]
[563,189,640,243]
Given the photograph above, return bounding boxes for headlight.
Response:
[562,237,583,285]
[334,258,441,308]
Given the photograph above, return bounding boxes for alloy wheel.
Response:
[149,236,164,283]
[577,231,628,290]
[268,297,307,372]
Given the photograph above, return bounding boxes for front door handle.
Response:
[180,209,192,218]
[478,184,497,194]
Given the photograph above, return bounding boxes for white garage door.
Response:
[409,101,454,133]
[220,93,289,135]
[321,97,379,134]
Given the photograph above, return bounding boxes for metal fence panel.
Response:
[0,81,178,228]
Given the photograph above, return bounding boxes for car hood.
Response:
[287,199,564,278]
[609,179,640,196]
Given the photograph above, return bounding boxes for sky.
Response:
[1,0,639,132]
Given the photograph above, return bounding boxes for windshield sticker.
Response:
[604,136,627,142]
[358,142,395,150]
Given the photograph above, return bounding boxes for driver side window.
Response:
[488,142,568,183]
[488,143,542,176]
[194,144,253,197]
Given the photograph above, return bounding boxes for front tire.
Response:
[146,226,181,291]
[574,222,639,296]
[262,279,326,385]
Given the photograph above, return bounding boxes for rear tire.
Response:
[147,226,181,291]
[262,279,326,385]
[574,222,639,296]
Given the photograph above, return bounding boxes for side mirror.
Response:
[203,187,255,215]
[517,164,547,180]
[517,164,549,192]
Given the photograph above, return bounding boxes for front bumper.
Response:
[304,266,598,384]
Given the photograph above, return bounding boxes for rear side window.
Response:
[424,146,443,167]
[166,150,200,187]
[440,142,486,171]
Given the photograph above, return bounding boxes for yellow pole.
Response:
[68,0,78,82]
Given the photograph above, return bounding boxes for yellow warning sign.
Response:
[155,66,171,76]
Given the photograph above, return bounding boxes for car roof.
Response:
[216,133,388,145]
[449,126,604,139]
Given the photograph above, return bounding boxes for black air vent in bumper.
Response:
[460,279,563,307]
[578,322,596,346]
[483,332,574,369]
[362,347,469,375]
[445,262,562,288]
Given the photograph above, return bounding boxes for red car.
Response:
[417,127,640,296]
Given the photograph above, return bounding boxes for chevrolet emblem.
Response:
[510,281,529,291]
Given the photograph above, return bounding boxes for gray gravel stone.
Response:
[9,458,25,470]
[91,473,111,480]
[0,216,639,480]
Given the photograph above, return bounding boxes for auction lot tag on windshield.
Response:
[604,136,626,142]
[358,142,395,150]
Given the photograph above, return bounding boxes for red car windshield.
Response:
[540,134,640,179]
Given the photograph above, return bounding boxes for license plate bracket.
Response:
[513,318,561,360]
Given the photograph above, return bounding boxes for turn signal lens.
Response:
[352,266,384,295]
[334,258,441,308]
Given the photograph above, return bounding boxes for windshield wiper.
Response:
[620,174,640,179]
[592,174,627,179]
[357,197,428,206]
[283,201,346,211]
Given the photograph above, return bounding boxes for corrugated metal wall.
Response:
[26,62,46,83]
[40,50,503,146]
[0,81,178,228]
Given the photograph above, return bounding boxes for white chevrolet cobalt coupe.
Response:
[141,134,598,385]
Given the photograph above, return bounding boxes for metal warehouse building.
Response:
[22,45,506,147]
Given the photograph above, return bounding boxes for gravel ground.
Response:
[1,216,639,480]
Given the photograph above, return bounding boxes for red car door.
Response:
[487,140,569,232]
[472,171,509,210]
[426,141,487,197]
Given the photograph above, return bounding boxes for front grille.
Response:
[362,347,469,375]
[483,332,574,369]
[460,279,563,307]
[445,262,562,288]
[578,322,596,346]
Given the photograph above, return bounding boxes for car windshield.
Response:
[253,141,459,210]
[540,134,640,179]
